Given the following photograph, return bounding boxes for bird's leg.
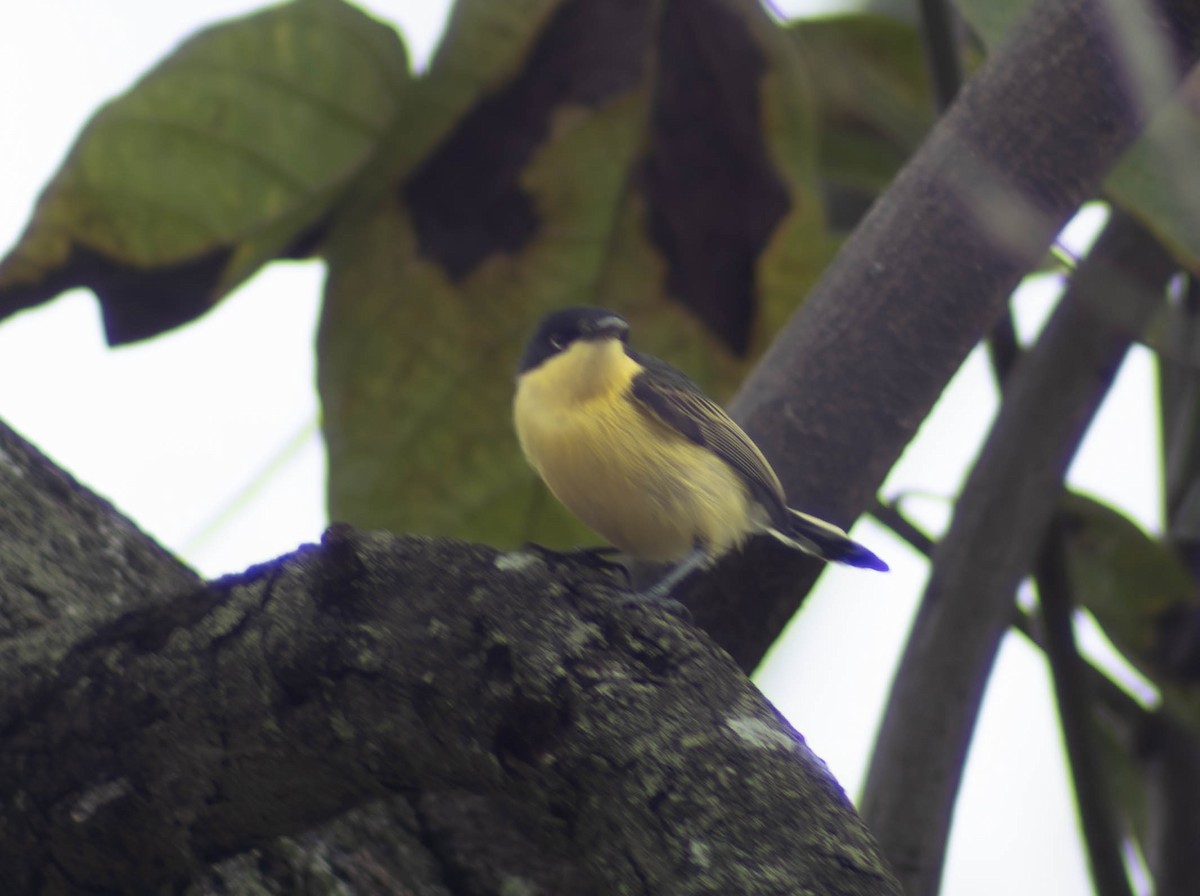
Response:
[626,545,708,614]
[562,545,632,585]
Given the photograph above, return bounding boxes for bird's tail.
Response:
[769,509,889,571]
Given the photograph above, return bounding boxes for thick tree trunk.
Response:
[0,420,897,895]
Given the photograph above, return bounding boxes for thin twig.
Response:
[985,314,1022,386]
[869,497,936,556]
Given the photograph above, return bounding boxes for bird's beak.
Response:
[592,315,629,340]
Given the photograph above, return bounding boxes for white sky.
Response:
[0,3,1162,895]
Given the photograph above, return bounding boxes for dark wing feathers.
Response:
[627,350,789,523]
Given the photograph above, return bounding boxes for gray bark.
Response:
[0,420,898,896]
[693,0,1200,671]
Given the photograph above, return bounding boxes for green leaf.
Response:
[319,0,828,546]
[0,0,409,344]
[1106,83,1200,275]
[1058,493,1200,733]
[953,0,1031,49]
[789,14,934,214]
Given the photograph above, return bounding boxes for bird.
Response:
[512,307,887,601]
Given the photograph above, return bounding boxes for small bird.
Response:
[513,307,887,600]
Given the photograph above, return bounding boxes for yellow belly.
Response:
[514,375,756,562]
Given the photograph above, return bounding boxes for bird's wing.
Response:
[627,350,789,519]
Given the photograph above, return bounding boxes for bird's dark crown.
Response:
[517,307,630,373]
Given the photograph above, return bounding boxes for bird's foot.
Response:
[620,584,693,622]
[519,543,632,585]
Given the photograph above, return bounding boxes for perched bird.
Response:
[513,307,887,600]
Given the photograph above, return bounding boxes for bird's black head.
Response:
[517,307,631,374]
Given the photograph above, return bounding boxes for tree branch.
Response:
[869,497,1158,744]
[0,423,899,895]
[688,0,1200,672]
[1145,712,1200,893]
[915,0,964,113]
[858,211,1175,896]
[1036,526,1135,896]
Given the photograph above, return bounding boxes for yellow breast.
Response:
[513,339,755,562]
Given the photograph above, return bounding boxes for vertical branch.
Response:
[1145,713,1200,892]
[915,0,964,110]
[1150,264,1200,895]
[1036,526,1135,896]
[918,0,1022,386]
[859,212,1174,896]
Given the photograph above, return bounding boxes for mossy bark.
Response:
[0,420,897,895]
